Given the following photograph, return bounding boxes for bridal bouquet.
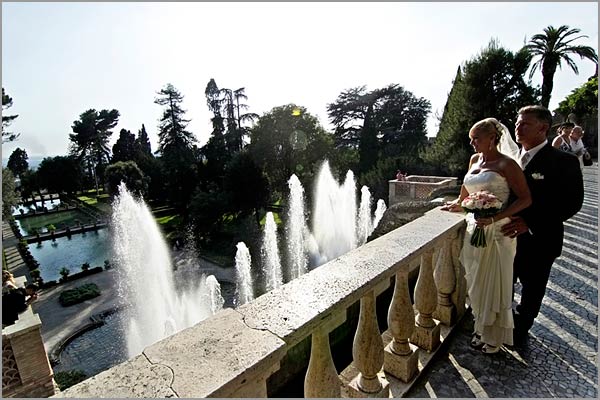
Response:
[461,191,503,248]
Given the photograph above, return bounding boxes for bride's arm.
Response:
[441,154,479,212]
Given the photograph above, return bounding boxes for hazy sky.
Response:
[2,2,598,158]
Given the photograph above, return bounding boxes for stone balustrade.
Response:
[389,175,458,205]
[55,207,466,398]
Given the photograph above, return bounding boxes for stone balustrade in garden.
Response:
[53,207,466,398]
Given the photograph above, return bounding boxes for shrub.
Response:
[54,370,87,390]
[59,283,101,307]
[46,224,56,232]
[30,269,41,280]
[81,262,90,272]
[59,267,70,281]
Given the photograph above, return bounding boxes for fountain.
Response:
[373,199,387,228]
[232,161,387,303]
[261,212,283,291]
[357,186,373,245]
[234,242,254,306]
[308,161,358,266]
[286,174,308,281]
[111,183,224,357]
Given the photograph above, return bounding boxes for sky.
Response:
[2,2,598,159]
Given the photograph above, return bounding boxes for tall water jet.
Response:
[234,242,254,306]
[373,199,387,228]
[357,186,373,245]
[286,174,308,280]
[310,161,357,266]
[111,183,223,357]
[261,212,283,291]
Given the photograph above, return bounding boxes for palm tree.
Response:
[524,25,598,108]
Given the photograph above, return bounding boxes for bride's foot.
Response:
[470,334,484,349]
[481,344,500,354]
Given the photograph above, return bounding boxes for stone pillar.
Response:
[388,181,396,206]
[450,230,467,319]
[433,234,457,326]
[304,324,342,398]
[411,249,440,351]
[346,290,389,398]
[383,269,418,383]
[2,310,55,398]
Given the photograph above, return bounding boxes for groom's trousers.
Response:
[513,241,557,333]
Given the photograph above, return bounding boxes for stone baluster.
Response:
[450,229,467,319]
[411,248,440,351]
[383,268,418,382]
[304,324,342,398]
[347,288,389,398]
[433,233,457,326]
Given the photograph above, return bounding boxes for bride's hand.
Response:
[441,199,462,212]
[475,216,496,227]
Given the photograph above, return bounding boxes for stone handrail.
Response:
[55,207,466,398]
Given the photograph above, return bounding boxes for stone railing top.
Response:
[55,207,465,398]
[237,207,464,346]
[2,307,42,338]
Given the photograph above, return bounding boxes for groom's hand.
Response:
[501,216,528,238]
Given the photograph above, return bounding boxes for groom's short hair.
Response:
[518,105,553,134]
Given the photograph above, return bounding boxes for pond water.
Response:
[52,311,128,378]
[15,209,92,236]
[53,280,236,378]
[12,199,62,216]
[28,229,112,282]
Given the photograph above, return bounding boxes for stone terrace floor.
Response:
[406,163,598,398]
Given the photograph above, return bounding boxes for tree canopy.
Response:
[7,148,29,178]
[327,84,430,174]
[425,40,540,177]
[2,88,20,143]
[523,25,598,108]
[249,104,333,197]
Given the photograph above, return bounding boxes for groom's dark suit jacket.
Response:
[517,142,584,258]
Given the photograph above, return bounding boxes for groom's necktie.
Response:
[519,152,530,169]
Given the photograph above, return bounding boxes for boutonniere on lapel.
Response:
[531,172,544,180]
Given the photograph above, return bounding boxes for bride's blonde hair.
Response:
[472,118,503,145]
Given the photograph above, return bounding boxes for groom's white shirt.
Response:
[519,140,547,169]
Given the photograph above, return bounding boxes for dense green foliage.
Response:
[7,148,29,177]
[54,370,87,390]
[425,40,540,177]
[2,168,18,217]
[59,283,101,306]
[249,104,333,197]
[36,156,83,195]
[69,108,120,191]
[556,76,598,119]
[327,84,430,175]
[154,84,198,209]
[104,160,148,197]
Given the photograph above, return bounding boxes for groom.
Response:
[501,105,584,345]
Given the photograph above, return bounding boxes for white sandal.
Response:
[481,344,500,354]
[470,334,484,348]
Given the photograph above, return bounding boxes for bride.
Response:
[442,118,531,354]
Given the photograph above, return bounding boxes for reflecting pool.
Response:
[12,199,62,215]
[28,229,112,282]
[15,209,92,236]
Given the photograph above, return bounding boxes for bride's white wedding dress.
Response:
[459,169,515,347]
